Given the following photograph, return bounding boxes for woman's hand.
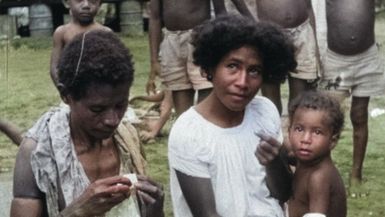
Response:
[255,132,281,166]
[135,175,165,217]
[60,176,132,217]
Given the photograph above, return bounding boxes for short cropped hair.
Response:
[191,14,297,83]
[288,91,345,140]
[57,30,134,100]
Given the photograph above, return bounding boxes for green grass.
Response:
[1,14,385,216]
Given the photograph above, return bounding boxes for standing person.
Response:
[287,91,347,217]
[11,30,164,217]
[50,0,111,88]
[320,0,385,186]
[254,0,318,115]
[168,15,296,217]
[147,0,254,116]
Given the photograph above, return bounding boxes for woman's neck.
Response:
[195,95,245,128]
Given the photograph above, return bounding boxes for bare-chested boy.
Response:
[320,0,384,186]
[254,0,318,115]
[50,0,111,87]
[288,91,347,217]
[148,0,253,116]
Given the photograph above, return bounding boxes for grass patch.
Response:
[2,13,385,216]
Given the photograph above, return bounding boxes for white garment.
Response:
[168,96,284,217]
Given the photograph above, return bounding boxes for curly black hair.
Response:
[288,91,345,140]
[57,30,134,100]
[191,14,297,83]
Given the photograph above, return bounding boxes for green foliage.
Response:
[9,37,52,50]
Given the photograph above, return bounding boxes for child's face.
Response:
[69,0,101,25]
[289,107,336,163]
[210,46,263,112]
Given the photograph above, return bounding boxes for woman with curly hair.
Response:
[168,14,297,217]
[11,30,164,217]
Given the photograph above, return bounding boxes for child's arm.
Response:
[307,170,330,215]
[50,26,65,88]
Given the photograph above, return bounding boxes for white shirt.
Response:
[168,96,284,217]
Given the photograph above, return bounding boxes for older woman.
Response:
[11,30,164,217]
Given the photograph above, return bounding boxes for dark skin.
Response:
[148,0,253,116]
[0,119,22,146]
[326,0,375,55]
[288,108,347,217]
[326,0,374,184]
[256,0,317,115]
[11,83,164,217]
[50,0,111,87]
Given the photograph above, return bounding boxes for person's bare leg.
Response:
[0,119,22,146]
[196,88,212,103]
[130,91,165,103]
[172,89,195,116]
[261,82,282,115]
[288,76,316,105]
[350,96,370,185]
[141,90,173,142]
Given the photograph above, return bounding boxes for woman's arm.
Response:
[255,133,293,203]
[11,138,45,217]
[176,170,221,217]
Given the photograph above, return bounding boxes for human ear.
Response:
[62,0,70,8]
[200,69,213,81]
[330,135,338,150]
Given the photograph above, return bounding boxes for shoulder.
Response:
[249,95,279,113]
[53,24,67,37]
[247,96,281,133]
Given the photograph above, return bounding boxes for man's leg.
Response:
[288,76,316,104]
[172,89,195,116]
[350,96,370,184]
[261,82,282,115]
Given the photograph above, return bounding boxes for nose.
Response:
[301,131,312,144]
[235,71,247,88]
[103,110,120,129]
[82,0,90,8]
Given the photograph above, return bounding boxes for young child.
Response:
[50,0,111,87]
[252,0,319,115]
[320,0,384,187]
[288,91,347,217]
[168,14,296,217]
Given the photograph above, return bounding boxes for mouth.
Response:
[297,148,311,157]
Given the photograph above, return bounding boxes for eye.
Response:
[294,126,303,132]
[248,67,262,78]
[227,63,238,70]
[90,106,105,113]
[314,129,323,135]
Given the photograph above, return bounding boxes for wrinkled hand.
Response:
[136,175,165,217]
[61,176,131,217]
[255,132,282,166]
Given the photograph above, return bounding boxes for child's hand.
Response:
[255,132,281,165]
